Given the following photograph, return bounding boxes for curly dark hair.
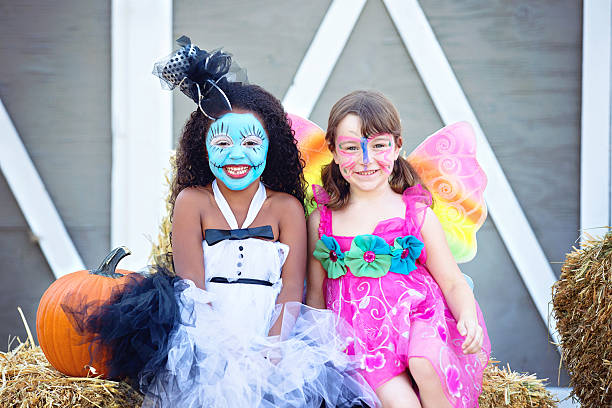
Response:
[170,82,306,214]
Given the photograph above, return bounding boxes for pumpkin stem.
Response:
[90,246,132,278]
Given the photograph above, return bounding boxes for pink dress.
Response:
[314,184,491,408]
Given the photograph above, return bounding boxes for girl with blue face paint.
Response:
[75,38,379,407]
[166,74,378,408]
[206,112,270,191]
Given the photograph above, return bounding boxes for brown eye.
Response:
[340,144,359,151]
[210,135,233,148]
[242,136,263,148]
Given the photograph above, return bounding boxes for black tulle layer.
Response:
[62,269,186,391]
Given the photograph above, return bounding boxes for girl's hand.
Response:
[457,318,484,354]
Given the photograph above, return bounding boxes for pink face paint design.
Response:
[340,160,357,176]
[336,133,397,178]
[368,134,396,175]
[375,148,395,175]
[336,134,364,177]
[337,135,363,153]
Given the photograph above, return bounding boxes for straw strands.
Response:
[552,231,612,407]
[0,340,142,408]
[148,154,175,275]
[479,361,557,407]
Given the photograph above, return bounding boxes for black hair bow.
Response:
[152,36,247,119]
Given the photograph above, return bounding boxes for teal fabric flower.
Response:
[313,235,347,279]
[345,235,392,278]
[389,235,424,275]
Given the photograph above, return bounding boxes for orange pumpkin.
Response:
[36,246,135,377]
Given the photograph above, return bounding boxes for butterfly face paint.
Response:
[206,112,269,190]
[333,113,401,192]
[336,134,396,176]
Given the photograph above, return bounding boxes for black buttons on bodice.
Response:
[238,245,244,276]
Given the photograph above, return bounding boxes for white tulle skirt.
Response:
[141,280,379,408]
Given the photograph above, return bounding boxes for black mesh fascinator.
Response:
[152,36,248,119]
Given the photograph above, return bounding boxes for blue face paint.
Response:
[206,112,269,190]
[360,137,370,170]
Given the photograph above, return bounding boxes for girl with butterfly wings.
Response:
[302,90,491,408]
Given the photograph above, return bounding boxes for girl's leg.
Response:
[375,371,421,408]
[408,357,452,408]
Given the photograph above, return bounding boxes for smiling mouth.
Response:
[355,169,379,176]
[224,165,251,178]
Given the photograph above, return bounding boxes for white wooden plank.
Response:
[282,0,367,117]
[383,0,561,347]
[580,0,612,238]
[0,98,85,278]
[548,387,579,408]
[111,0,173,270]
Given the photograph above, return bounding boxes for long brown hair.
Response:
[321,90,426,209]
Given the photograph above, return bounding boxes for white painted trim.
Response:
[548,387,579,408]
[383,0,560,347]
[282,0,367,117]
[111,0,173,270]
[580,0,612,238]
[0,98,85,278]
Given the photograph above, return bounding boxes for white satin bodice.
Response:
[203,181,289,337]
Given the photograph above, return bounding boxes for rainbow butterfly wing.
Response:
[288,113,332,214]
[407,122,487,263]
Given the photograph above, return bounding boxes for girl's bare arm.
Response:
[171,188,206,289]
[421,207,483,354]
[268,195,307,335]
[306,209,327,309]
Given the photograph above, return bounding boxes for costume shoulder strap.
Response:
[402,184,432,233]
[212,180,266,229]
[312,185,332,237]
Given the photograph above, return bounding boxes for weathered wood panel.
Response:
[0,0,111,346]
[172,0,333,137]
[419,0,580,383]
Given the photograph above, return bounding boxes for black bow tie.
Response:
[204,225,274,246]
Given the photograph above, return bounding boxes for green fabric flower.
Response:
[313,235,347,279]
[345,235,392,278]
[389,235,424,275]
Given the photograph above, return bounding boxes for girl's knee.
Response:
[408,358,453,408]
[376,372,421,408]
[408,357,439,386]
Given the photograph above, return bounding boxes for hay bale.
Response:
[552,230,612,407]
[479,361,558,408]
[0,339,142,408]
[148,153,175,275]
